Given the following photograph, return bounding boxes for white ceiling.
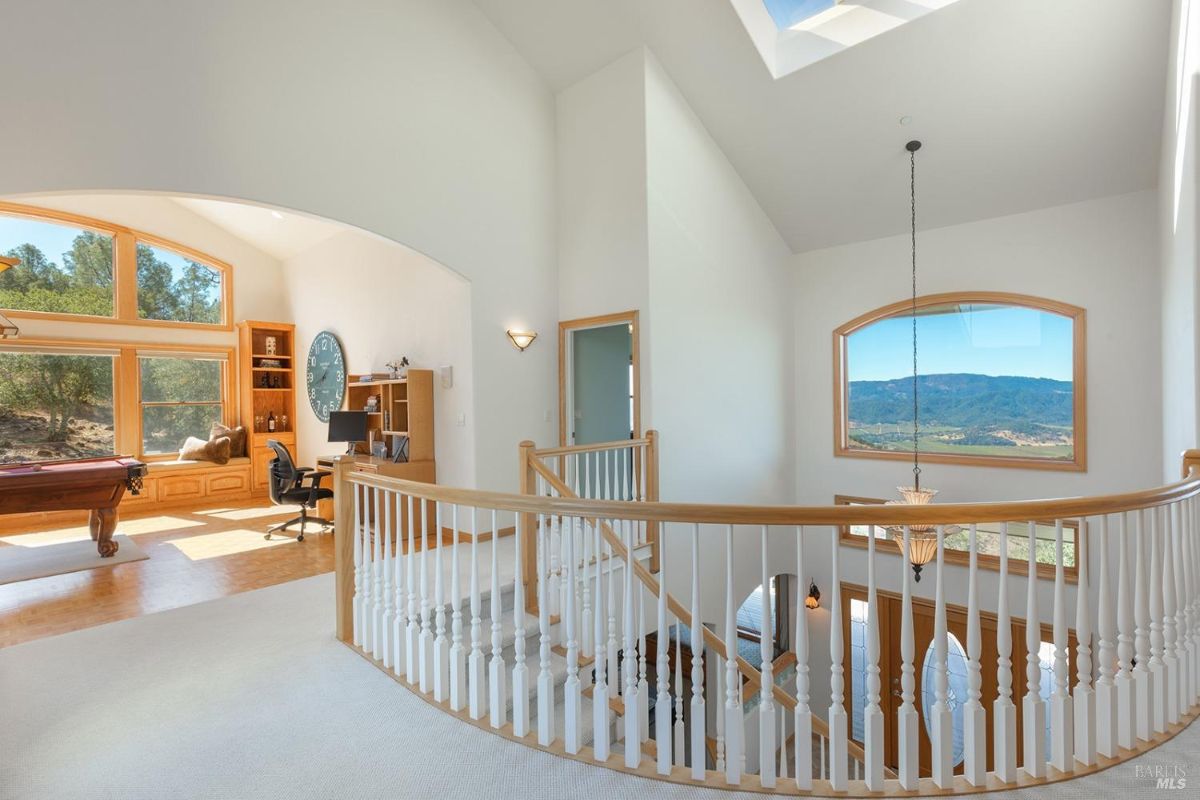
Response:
[173,197,345,261]
[473,0,1171,253]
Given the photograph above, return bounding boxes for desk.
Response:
[314,455,436,522]
[0,456,148,556]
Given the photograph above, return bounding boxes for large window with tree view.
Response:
[836,294,1085,470]
[0,204,234,464]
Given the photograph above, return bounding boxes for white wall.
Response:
[795,190,1162,505]
[0,0,557,491]
[790,190,1161,716]
[284,230,474,487]
[1161,0,1200,481]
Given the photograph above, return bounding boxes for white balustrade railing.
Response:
[334,446,1200,796]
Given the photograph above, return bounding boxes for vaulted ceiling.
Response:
[474,0,1171,253]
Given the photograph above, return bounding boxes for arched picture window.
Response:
[833,292,1085,471]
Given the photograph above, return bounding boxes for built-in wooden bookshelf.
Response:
[237,321,298,494]
[345,370,434,462]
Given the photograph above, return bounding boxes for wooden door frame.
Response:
[558,310,640,447]
[840,582,1077,775]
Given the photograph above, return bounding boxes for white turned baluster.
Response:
[638,580,649,743]
[778,704,787,780]
[1172,501,1190,716]
[1051,519,1074,772]
[1163,504,1180,725]
[715,653,726,775]
[828,526,847,791]
[580,460,593,660]
[1096,515,1119,758]
[418,496,432,692]
[1134,508,1152,741]
[537,496,555,745]
[489,509,507,729]
[450,504,466,710]
[724,525,742,785]
[549,489,562,627]
[655,523,671,774]
[964,524,986,785]
[994,521,1017,781]
[863,525,883,791]
[1183,499,1197,707]
[673,628,686,769]
[406,495,419,684]
[623,518,640,766]
[689,523,706,780]
[433,501,448,700]
[381,490,395,669]
[392,493,406,676]
[565,512,582,754]
[468,506,486,720]
[759,527,776,788]
[1024,521,1046,778]
[897,526,918,790]
[931,525,952,788]
[819,735,826,780]
[1149,507,1166,734]
[352,483,364,647]
[368,487,381,657]
[607,523,619,700]
[794,526,813,791]
[1075,519,1096,766]
[512,511,529,737]
[1116,511,1137,749]
[593,517,610,761]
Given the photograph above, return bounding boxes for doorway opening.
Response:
[558,311,640,447]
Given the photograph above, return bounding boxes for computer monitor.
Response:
[327,411,369,454]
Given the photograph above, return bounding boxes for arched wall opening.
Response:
[0,191,476,488]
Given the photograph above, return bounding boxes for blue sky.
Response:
[1,215,199,283]
[847,305,1074,383]
[762,0,838,29]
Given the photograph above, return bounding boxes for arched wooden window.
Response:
[833,292,1086,471]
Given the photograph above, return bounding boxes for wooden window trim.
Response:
[0,201,234,331]
[0,335,235,462]
[834,494,1080,583]
[832,291,1087,472]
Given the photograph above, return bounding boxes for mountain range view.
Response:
[847,373,1074,456]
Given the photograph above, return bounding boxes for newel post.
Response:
[519,440,538,612]
[1182,449,1200,479]
[646,429,661,573]
[334,455,356,644]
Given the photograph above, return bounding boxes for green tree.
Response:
[174,261,221,323]
[0,353,112,442]
[62,232,114,288]
[135,244,181,320]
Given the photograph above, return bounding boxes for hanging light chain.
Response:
[909,142,921,491]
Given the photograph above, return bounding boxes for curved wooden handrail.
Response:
[346,464,1200,527]
[532,437,650,457]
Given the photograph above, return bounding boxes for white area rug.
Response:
[0,574,1195,799]
[0,535,147,586]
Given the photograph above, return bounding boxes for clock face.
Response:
[306,331,346,423]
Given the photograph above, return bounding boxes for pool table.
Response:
[0,456,148,557]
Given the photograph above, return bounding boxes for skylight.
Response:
[762,0,839,30]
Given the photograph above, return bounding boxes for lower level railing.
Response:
[330,449,1200,795]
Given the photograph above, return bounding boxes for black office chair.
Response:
[265,439,333,541]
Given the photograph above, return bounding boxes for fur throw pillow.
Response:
[180,435,232,465]
[209,423,247,458]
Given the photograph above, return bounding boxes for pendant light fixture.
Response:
[883,140,958,581]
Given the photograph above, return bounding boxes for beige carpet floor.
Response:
[0,535,147,586]
[0,573,1195,799]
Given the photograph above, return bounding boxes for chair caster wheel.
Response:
[297,534,304,542]
[264,534,271,541]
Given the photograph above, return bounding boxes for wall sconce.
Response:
[506,330,537,352]
[805,579,821,610]
[0,256,20,339]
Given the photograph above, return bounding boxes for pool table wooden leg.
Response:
[89,507,119,557]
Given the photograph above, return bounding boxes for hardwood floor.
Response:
[0,502,334,648]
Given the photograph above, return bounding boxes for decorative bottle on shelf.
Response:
[267,411,276,433]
